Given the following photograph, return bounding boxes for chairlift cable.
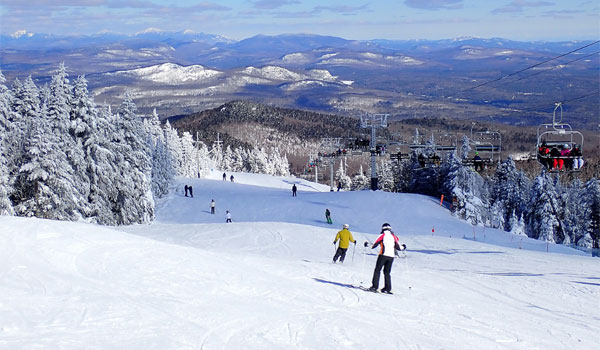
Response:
[472,51,600,93]
[461,40,600,92]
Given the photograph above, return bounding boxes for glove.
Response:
[333,241,336,245]
[401,244,406,251]
[363,241,369,247]
[353,241,356,245]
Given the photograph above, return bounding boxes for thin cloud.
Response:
[492,0,555,14]
[404,0,463,10]
[0,0,228,11]
[251,0,300,10]
[269,3,370,18]
[313,4,370,14]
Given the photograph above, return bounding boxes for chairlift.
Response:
[471,130,502,162]
[536,102,584,173]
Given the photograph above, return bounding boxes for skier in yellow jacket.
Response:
[332,224,356,263]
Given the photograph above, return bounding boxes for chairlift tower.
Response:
[210,133,224,168]
[360,114,388,191]
[320,138,342,191]
[309,153,319,184]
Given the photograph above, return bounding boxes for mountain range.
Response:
[1,30,597,128]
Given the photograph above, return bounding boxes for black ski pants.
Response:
[333,247,348,263]
[371,255,394,292]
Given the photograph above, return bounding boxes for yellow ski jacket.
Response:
[334,229,356,249]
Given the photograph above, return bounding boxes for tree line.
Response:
[0,65,290,225]
[333,146,599,250]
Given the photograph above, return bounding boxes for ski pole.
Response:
[351,242,356,264]
[360,241,368,286]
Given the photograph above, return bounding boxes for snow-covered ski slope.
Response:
[1,170,598,349]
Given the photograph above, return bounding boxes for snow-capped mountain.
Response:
[108,63,222,84]
[1,32,597,126]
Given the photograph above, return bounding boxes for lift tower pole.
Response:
[360,114,388,191]
[320,138,342,192]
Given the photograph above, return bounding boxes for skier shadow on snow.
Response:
[313,278,363,290]
[480,272,544,277]
[410,249,505,255]
[572,281,600,287]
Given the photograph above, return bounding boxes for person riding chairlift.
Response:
[473,151,483,172]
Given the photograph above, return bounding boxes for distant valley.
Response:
[1,30,598,130]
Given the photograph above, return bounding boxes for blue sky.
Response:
[0,0,598,40]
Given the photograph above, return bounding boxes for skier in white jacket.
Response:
[367,223,405,294]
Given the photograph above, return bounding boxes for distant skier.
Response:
[325,208,332,224]
[332,224,356,263]
[210,199,216,214]
[230,175,235,182]
[184,185,189,197]
[223,172,227,181]
[418,153,425,168]
[366,223,406,294]
[225,210,232,223]
[188,185,193,198]
[292,184,297,197]
[473,152,483,172]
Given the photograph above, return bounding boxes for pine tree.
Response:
[144,109,173,198]
[222,145,234,171]
[13,69,83,220]
[335,158,352,190]
[442,154,489,226]
[0,71,14,215]
[491,157,531,232]
[71,76,121,224]
[578,179,600,248]
[180,131,198,178]
[527,172,562,243]
[378,159,395,192]
[111,92,154,225]
[460,135,471,159]
[351,165,369,191]
[164,121,184,175]
[508,211,526,236]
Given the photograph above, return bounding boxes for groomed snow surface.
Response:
[1,170,598,349]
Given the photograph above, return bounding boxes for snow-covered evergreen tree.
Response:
[351,165,369,191]
[180,131,198,178]
[44,64,86,219]
[442,154,489,226]
[270,148,290,176]
[335,158,352,191]
[144,109,173,199]
[111,92,154,224]
[378,159,395,192]
[491,157,531,232]
[0,71,14,215]
[164,121,184,175]
[508,211,526,236]
[527,172,563,243]
[73,79,120,224]
[150,136,173,199]
[222,145,234,171]
[14,88,79,219]
[460,135,471,159]
[247,147,268,174]
[577,179,600,248]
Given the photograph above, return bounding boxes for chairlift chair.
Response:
[536,103,584,173]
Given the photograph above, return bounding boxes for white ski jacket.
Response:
[372,230,400,257]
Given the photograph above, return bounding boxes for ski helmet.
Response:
[343,224,349,229]
[382,223,392,230]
